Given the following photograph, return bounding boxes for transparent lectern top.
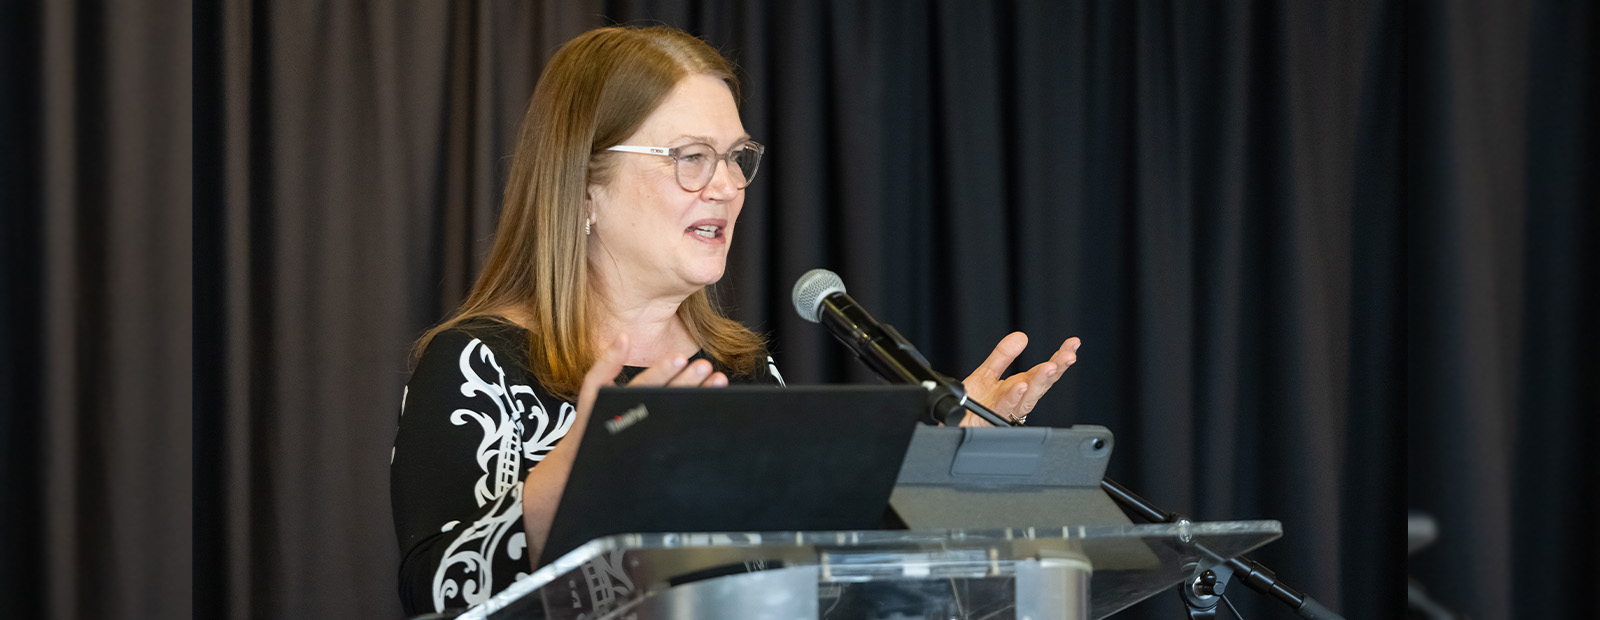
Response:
[459,521,1281,620]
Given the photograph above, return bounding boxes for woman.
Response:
[390,25,1080,615]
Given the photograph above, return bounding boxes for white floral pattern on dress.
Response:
[409,333,784,613]
[448,338,572,506]
[432,338,574,610]
[432,484,525,610]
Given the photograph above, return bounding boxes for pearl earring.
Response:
[585,217,592,235]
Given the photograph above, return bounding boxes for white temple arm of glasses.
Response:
[606,145,672,155]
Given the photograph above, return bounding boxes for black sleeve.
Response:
[390,328,576,615]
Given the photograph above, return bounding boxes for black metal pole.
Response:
[1096,478,1342,619]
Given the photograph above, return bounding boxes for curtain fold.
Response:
[1,1,192,619]
[1407,0,1600,617]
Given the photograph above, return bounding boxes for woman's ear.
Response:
[584,186,600,236]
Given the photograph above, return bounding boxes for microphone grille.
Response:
[792,269,847,323]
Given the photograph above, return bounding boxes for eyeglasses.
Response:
[605,141,765,192]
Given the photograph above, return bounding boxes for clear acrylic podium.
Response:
[456,521,1281,620]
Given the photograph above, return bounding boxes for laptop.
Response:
[539,385,928,566]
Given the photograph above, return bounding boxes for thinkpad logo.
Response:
[605,404,649,434]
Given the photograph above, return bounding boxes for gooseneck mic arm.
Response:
[795,269,1014,427]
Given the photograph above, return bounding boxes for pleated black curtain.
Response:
[1407,1,1600,619]
[0,1,192,619]
[2,0,1595,619]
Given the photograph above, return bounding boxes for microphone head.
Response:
[792,269,847,323]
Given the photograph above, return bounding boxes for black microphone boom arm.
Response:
[816,293,1012,427]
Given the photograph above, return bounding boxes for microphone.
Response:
[791,269,1011,426]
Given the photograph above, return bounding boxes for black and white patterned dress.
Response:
[390,316,784,615]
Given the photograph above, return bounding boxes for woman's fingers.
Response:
[627,355,689,387]
[1052,337,1081,369]
[625,357,726,387]
[967,331,1029,384]
[947,334,1082,425]
[577,335,632,416]
[1017,337,1081,414]
[996,379,1029,418]
[666,359,715,387]
[1017,362,1060,414]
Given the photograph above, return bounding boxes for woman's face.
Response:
[588,74,749,302]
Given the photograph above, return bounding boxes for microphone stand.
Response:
[946,397,1345,620]
[802,285,1340,617]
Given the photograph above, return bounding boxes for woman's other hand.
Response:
[625,355,729,388]
[572,335,728,428]
[524,334,730,568]
[956,333,1080,426]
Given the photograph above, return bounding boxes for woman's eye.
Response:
[678,153,708,163]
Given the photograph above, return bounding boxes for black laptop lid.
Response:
[539,385,927,566]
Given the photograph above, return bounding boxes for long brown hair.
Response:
[415,26,766,400]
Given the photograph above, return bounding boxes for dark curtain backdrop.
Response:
[3,0,1593,619]
[0,1,192,620]
[1407,1,1600,619]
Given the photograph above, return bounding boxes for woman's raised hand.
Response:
[956,332,1080,426]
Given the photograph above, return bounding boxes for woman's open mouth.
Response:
[685,219,728,243]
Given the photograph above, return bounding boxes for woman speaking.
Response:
[388,25,1080,615]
